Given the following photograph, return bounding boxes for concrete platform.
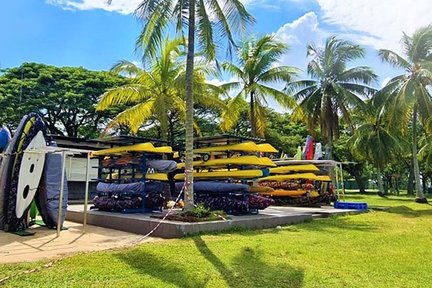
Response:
[66,205,363,239]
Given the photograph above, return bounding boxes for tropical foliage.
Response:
[96,38,224,142]
[0,62,126,137]
[350,102,402,194]
[375,25,432,200]
[220,35,299,137]
[285,36,377,157]
[134,0,254,208]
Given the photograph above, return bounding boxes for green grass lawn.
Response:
[1,194,432,287]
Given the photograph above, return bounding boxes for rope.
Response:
[132,169,192,244]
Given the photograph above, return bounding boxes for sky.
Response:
[1,0,431,93]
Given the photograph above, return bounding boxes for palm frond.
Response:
[197,0,216,59]
[378,49,411,70]
[106,100,155,134]
[111,60,143,76]
[220,92,247,132]
[338,66,378,84]
[97,85,151,111]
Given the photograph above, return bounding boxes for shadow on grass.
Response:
[115,237,304,288]
[193,236,304,288]
[116,249,209,288]
[381,205,432,217]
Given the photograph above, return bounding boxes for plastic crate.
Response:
[334,201,368,210]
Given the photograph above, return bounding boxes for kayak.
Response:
[258,173,319,182]
[269,164,319,174]
[176,155,276,168]
[174,169,265,180]
[194,141,277,153]
[91,143,173,156]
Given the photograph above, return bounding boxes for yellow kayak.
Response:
[106,172,168,181]
[194,141,277,153]
[176,156,276,169]
[249,186,274,193]
[174,169,264,180]
[269,164,319,174]
[256,143,278,153]
[258,173,319,182]
[315,175,331,182]
[145,173,169,181]
[259,189,307,197]
[91,143,173,156]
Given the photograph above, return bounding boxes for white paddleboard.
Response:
[15,131,47,218]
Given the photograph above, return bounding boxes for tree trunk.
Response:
[184,0,196,210]
[407,165,414,195]
[353,174,367,194]
[376,166,385,195]
[250,91,256,137]
[412,106,425,199]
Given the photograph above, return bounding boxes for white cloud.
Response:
[316,0,432,53]
[273,11,327,77]
[46,0,142,15]
[274,12,324,46]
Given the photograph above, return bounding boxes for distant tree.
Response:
[285,36,377,158]
[220,35,299,137]
[0,62,127,138]
[265,110,308,157]
[349,102,402,195]
[376,25,432,202]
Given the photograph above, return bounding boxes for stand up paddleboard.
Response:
[0,113,48,232]
[34,141,68,229]
[0,125,12,230]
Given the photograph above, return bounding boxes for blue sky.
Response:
[1,0,431,91]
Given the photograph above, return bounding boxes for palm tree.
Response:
[134,0,254,209]
[376,25,432,202]
[97,38,224,142]
[350,102,402,195]
[220,35,299,137]
[285,36,377,158]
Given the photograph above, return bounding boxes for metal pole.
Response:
[334,165,340,200]
[57,151,66,237]
[339,163,345,201]
[83,152,90,233]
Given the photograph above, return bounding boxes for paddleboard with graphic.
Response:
[0,113,48,232]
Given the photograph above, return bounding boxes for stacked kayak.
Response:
[91,143,176,213]
[174,141,278,214]
[254,162,333,206]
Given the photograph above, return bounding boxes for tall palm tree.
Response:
[220,35,299,137]
[350,102,402,195]
[97,38,224,142]
[376,25,432,202]
[134,0,254,209]
[285,36,377,158]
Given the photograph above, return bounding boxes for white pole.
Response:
[339,163,345,201]
[334,165,340,200]
[57,151,67,237]
[83,152,90,233]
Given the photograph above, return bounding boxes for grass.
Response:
[1,193,432,287]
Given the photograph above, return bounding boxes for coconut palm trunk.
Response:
[184,0,196,210]
[376,166,385,194]
[250,90,256,137]
[412,105,425,199]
